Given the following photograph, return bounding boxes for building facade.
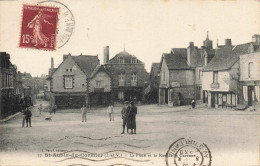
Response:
[89,65,112,106]
[103,47,148,103]
[158,33,215,106]
[0,52,26,119]
[239,34,260,108]
[49,54,100,108]
[159,49,195,106]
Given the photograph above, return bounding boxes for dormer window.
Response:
[131,57,137,63]
[119,57,124,63]
[66,68,72,72]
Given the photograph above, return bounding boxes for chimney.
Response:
[189,42,194,48]
[252,34,260,44]
[225,39,232,47]
[63,54,69,61]
[103,46,109,64]
[187,42,194,67]
[51,57,54,69]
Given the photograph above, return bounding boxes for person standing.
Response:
[130,101,137,134]
[107,104,114,121]
[127,101,137,134]
[53,104,57,114]
[121,101,129,134]
[81,104,87,122]
[191,100,196,109]
[49,105,53,115]
[38,104,43,115]
[25,108,32,127]
[21,108,26,128]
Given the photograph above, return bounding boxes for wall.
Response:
[52,56,87,93]
[169,70,194,86]
[106,63,147,88]
[90,71,111,92]
[159,58,169,87]
[202,71,230,92]
[240,52,260,81]
[195,67,203,85]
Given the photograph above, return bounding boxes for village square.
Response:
[0,0,260,165]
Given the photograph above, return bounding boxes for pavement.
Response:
[0,100,259,166]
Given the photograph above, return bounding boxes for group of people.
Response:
[80,101,137,134]
[22,107,32,127]
[121,101,137,134]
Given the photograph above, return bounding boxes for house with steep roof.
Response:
[159,33,215,106]
[103,46,149,103]
[89,65,111,106]
[48,54,100,108]
[159,49,195,106]
[202,39,241,108]
[239,34,260,108]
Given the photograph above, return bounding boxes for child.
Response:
[107,104,114,121]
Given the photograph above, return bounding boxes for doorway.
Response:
[248,86,254,106]
[211,92,215,108]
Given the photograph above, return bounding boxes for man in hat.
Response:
[121,101,130,134]
[25,107,32,127]
[128,101,137,134]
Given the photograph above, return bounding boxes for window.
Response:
[131,73,137,81]
[119,57,124,63]
[96,80,102,88]
[163,71,166,81]
[213,71,218,83]
[118,91,124,100]
[119,73,125,86]
[119,73,125,81]
[199,69,203,80]
[64,76,73,89]
[66,68,72,72]
[131,57,137,63]
[248,62,253,78]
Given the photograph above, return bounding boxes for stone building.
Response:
[0,52,25,119]
[159,49,195,106]
[89,65,111,106]
[159,33,215,106]
[239,34,260,108]
[48,54,100,108]
[103,46,149,103]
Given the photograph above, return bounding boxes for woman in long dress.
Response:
[27,10,52,47]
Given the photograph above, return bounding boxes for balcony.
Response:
[131,80,137,87]
[210,82,219,89]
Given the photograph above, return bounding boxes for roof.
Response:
[90,65,111,78]
[71,55,100,77]
[163,48,189,70]
[107,50,143,64]
[203,43,251,71]
[150,63,160,75]
[205,49,216,55]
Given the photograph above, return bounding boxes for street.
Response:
[0,100,259,166]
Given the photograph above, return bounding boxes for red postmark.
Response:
[19,5,59,50]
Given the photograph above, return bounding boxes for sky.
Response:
[0,0,259,77]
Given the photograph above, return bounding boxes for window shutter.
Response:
[72,76,74,89]
[63,76,65,89]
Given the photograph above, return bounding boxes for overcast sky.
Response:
[0,0,259,77]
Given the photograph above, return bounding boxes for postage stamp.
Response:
[165,138,212,166]
[19,4,59,50]
[38,1,75,49]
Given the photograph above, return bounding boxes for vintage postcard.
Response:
[0,0,259,166]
